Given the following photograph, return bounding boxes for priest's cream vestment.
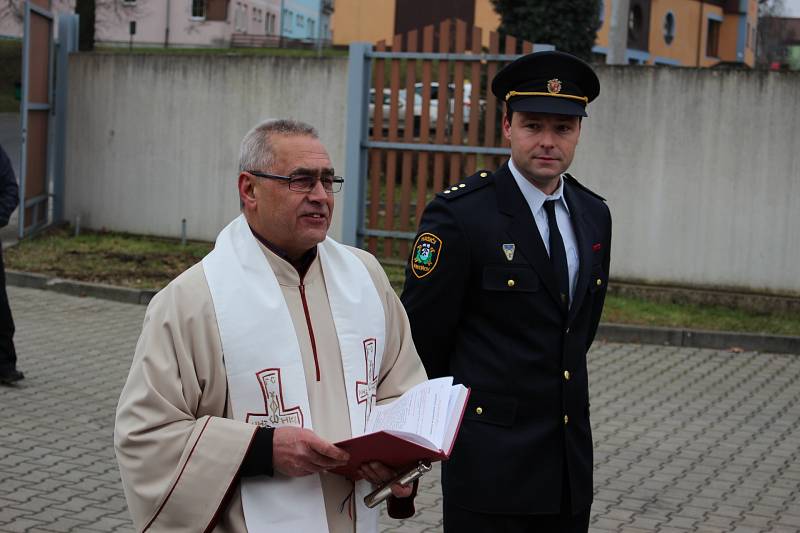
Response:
[114,218,427,533]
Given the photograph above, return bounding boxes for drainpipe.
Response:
[164,0,171,48]
[280,0,284,47]
[696,0,704,66]
[316,1,323,55]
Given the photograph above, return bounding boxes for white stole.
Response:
[202,215,385,532]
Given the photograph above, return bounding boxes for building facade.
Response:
[95,0,282,48]
[281,0,333,42]
[0,0,333,48]
[331,0,758,68]
[593,0,758,67]
[0,0,74,39]
[757,17,800,70]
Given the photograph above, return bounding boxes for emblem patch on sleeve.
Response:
[411,233,442,279]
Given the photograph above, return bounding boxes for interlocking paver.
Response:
[1,286,799,532]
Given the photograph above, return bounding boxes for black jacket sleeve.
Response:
[401,197,470,379]
[0,145,20,228]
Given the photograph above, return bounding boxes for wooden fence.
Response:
[364,19,536,262]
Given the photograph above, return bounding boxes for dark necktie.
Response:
[543,200,570,310]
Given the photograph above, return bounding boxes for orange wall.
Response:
[595,0,612,48]
[648,0,705,66]
[333,0,754,67]
[699,3,724,67]
[719,13,740,62]
[474,0,501,48]
[719,0,758,66]
[331,0,395,46]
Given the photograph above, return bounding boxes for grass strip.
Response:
[5,226,799,336]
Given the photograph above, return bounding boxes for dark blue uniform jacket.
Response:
[401,163,611,514]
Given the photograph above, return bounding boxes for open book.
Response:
[332,377,470,477]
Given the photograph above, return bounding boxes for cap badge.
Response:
[547,78,562,94]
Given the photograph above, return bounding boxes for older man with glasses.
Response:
[114,119,427,533]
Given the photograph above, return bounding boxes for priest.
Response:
[114,119,427,532]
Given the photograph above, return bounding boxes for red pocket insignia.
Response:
[592,243,602,252]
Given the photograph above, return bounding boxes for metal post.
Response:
[53,13,79,225]
[18,3,30,239]
[341,42,372,247]
[279,0,284,48]
[164,0,171,48]
[181,218,187,246]
[607,0,631,65]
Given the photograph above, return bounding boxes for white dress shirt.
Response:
[508,158,579,305]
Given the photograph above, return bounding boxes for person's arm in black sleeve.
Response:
[386,479,419,518]
[401,197,469,379]
[586,205,612,352]
[0,145,19,228]
[239,426,275,477]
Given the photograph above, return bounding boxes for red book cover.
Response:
[331,432,449,477]
[332,387,470,478]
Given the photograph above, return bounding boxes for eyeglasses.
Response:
[247,170,344,193]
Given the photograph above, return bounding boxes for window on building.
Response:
[746,21,750,49]
[121,0,137,5]
[298,16,304,28]
[191,0,206,19]
[706,18,721,57]
[285,10,293,32]
[628,5,643,43]
[663,12,675,45]
[309,19,315,38]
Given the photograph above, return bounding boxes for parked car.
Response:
[401,81,486,131]
[368,88,406,133]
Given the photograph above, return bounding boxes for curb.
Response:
[596,323,800,356]
[6,270,799,355]
[7,270,157,306]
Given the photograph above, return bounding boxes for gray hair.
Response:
[238,119,318,173]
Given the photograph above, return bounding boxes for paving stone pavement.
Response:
[1,286,799,533]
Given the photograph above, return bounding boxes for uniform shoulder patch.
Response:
[563,173,606,202]
[436,169,494,200]
[410,232,442,279]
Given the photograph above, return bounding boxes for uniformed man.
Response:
[401,51,612,532]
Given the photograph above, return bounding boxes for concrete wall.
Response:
[572,65,800,295]
[65,54,349,243]
[66,55,800,295]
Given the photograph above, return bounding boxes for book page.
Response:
[442,384,469,454]
[366,376,454,449]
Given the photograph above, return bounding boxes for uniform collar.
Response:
[508,158,570,216]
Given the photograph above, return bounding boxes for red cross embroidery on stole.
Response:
[246,368,304,428]
[355,338,378,426]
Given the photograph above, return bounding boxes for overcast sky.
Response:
[785,0,800,16]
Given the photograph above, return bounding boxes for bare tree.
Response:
[77,0,148,50]
[0,0,74,25]
[0,0,23,24]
